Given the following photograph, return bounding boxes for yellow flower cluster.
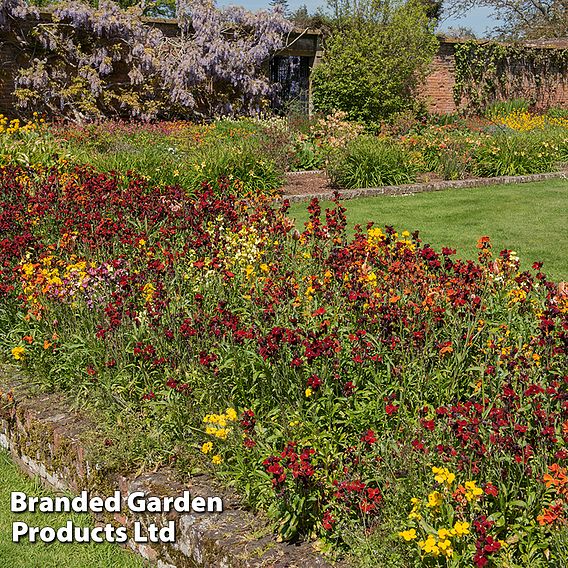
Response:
[367,226,386,246]
[408,497,422,520]
[497,110,568,132]
[418,533,452,557]
[216,223,267,273]
[499,110,545,131]
[201,408,237,465]
[201,441,222,464]
[11,346,26,360]
[463,480,483,501]
[203,408,237,440]
[400,521,471,559]
[400,467,489,560]
[427,490,443,508]
[0,113,44,135]
[142,282,156,303]
[19,256,93,313]
[432,466,456,487]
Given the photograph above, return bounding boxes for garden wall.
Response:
[422,37,568,114]
[0,13,567,116]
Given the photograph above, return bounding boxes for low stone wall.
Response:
[0,365,334,568]
[281,170,568,203]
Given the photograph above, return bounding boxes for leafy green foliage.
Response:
[311,0,438,127]
[473,131,561,177]
[453,41,568,114]
[485,98,531,120]
[327,135,417,187]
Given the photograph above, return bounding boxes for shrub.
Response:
[0,114,67,167]
[327,135,417,187]
[547,107,568,119]
[311,0,438,127]
[36,119,286,193]
[183,140,283,194]
[485,98,531,120]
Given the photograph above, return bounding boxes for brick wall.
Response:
[421,38,568,114]
[421,41,459,114]
[1,15,567,118]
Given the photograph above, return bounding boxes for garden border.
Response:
[281,170,568,202]
[0,365,335,568]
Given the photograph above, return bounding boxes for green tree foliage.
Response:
[445,0,568,40]
[311,0,438,127]
[269,0,290,17]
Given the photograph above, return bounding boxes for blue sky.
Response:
[219,0,503,38]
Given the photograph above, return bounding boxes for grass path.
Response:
[287,179,568,281]
[0,450,145,568]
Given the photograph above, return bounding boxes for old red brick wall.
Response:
[1,17,567,118]
[421,41,459,114]
[421,38,568,114]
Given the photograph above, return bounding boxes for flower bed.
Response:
[2,109,568,195]
[1,162,567,565]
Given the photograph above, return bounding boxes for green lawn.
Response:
[287,179,568,281]
[0,450,145,568]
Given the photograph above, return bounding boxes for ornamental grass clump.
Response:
[327,135,417,188]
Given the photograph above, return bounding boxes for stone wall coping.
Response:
[281,170,568,203]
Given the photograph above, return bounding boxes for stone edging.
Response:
[281,170,568,203]
[0,366,335,568]
[284,170,325,176]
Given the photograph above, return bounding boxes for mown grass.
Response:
[0,450,145,568]
[287,179,568,281]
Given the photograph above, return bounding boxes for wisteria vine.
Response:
[0,0,292,120]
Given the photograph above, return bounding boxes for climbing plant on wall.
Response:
[0,0,292,121]
[453,40,568,113]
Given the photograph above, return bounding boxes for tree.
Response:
[443,25,477,38]
[445,0,568,39]
[269,0,290,18]
[311,0,439,126]
[290,4,332,29]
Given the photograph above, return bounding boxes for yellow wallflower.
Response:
[225,408,237,421]
[201,442,213,454]
[399,529,417,541]
[408,497,422,520]
[432,466,455,486]
[419,535,440,556]
[453,521,470,536]
[427,491,443,508]
[437,528,452,540]
[464,480,483,501]
[305,387,313,397]
[11,346,25,360]
[214,428,229,439]
[438,538,453,557]
[211,454,223,464]
[142,282,155,303]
